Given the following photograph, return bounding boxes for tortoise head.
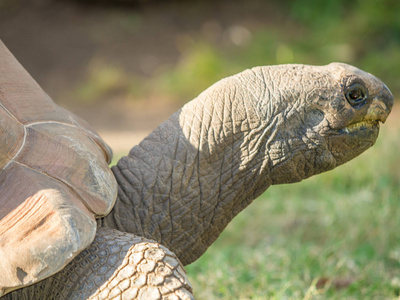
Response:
[316,62,394,166]
[236,63,394,184]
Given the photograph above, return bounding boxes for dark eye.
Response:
[345,83,368,108]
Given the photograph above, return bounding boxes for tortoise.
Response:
[0,40,394,299]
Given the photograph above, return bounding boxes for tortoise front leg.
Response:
[3,227,194,300]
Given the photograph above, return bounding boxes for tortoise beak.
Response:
[367,84,394,124]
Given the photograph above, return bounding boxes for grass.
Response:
[185,125,400,299]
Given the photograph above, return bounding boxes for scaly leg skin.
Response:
[3,227,194,300]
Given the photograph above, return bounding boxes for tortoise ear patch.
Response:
[0,41,117,291]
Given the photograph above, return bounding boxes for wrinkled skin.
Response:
[2,63,393,299]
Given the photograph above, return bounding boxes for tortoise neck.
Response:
[100,78,278,265]
[100,68,328,264]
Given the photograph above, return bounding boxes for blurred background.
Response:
[1,0,400,298]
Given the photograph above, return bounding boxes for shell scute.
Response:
[15,123,117,215]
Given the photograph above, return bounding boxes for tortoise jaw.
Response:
[328,119,380,167]
[340,120,380,134]
[331,119,381,156]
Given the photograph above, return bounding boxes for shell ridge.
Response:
[25,121,77,128]
[70,116,113,164]
[2,126,27,172]
[0,90,24,125]
[75,127,112,164]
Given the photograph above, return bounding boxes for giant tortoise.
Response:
[0,40,394,299]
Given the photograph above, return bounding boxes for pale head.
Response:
[236,63,394,183]
[320,62,394,165]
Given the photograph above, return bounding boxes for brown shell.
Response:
[0,41,118,291]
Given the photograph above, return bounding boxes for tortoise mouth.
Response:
[340,120,380,134]
[329,120,380,166]
[334,119,380,147]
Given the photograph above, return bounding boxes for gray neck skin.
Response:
[100,68,332,265]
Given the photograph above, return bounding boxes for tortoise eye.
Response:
[345,83,368,108]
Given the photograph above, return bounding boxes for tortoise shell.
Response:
[0,41,117,291]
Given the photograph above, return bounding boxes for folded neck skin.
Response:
[99,63,393,265]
